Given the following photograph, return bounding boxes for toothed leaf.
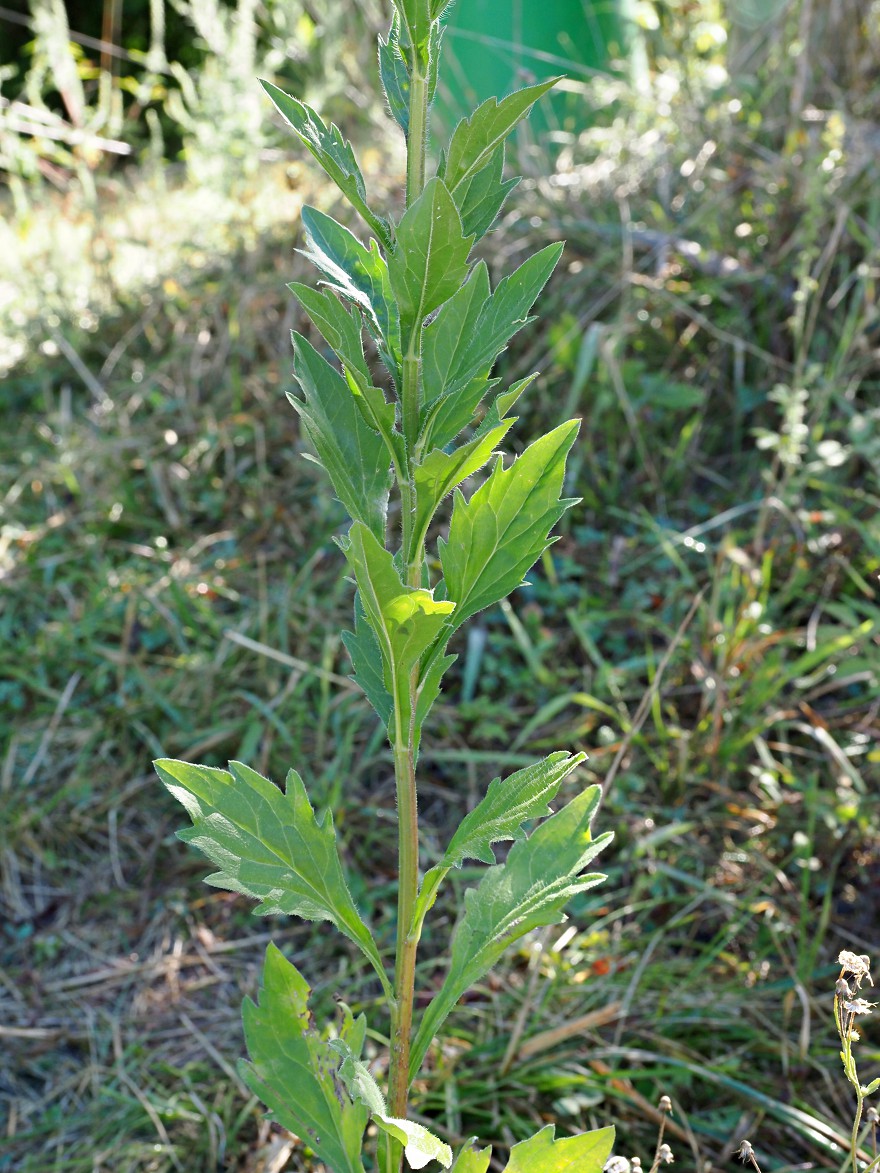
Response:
[442,79,560,194]
[300,206,400,362]
[389,177,473,352]
[503,1125,615,1173]
[439,421,579,628]
[261,81,390,246]
[155,759,387,985]
[347,522,455,704]
[343,599,394,726]
[379,19,411,133]
[410,786,612,1074]
[241,945,369,1173]
[289,332,391,539]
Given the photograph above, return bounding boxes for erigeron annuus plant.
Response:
[154,3,614,1170]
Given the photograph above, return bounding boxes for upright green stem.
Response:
[386,35,433,1173]
[405,59,429,209]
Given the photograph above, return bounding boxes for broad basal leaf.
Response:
[300,205,400,362]
[441,79,560,195]
[241,944,369,1173]
[379,18,410,134]
[290,333,391,539]
[438,421,579,628]
[155,758,388,991]
[347,522,455,710]
[333,1040,453,1171]
[261,81,391,247]
[451,1141,492,1173]
[503,1125,615,1173]
[389,177,473,353]
[410,785,612,1075]
[415,751,586,929]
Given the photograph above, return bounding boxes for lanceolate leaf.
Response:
[454,142,520,240]
[241,945,369,1173]
[342,599,394,727]
[379,19,411,134]
[289,333,391,540]
[442,79,560,195]
[503,1125,615,1173]
[260,81,391,247]
[392,0,433,57]
[410,421,513,560]
[415,752,586,929]
[300,206,400,362]
[410,786,612,1075]
[422,261,490,408]
[420,246,562,431]
[389,177,473,352]
[288,282,371,384]
[450,244,563,393]
[347,522,455,710]
[155,759,389,991]
[439,421,580,628]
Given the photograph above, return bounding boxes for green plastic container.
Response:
[435,0,630,137]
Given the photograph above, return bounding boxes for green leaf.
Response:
[451,1140,493,1173]
[414,648,457,739]
[442,79,560,195]
[379,18,410,134]
[376,1117,453,1170]
[260,81,391,247]
[422,261,490,408]
[438,421,579,629]
[334,1041,454,1170]
[503,1125,615,1173]
[393,0,433,56]
[442,752,587,867]
[389,177,473,352]
[289,333,391,539]
[342,599,394,726]
[300,205,400,362]
[410,785,611,1075]
[454,142,520,240]
[863,1077,880,1095]
[289,282,371,384]
[415,751,586,931]
[347,522,455,709]
[421,246,562,429]
[155,759,389,993]
[410,421,513,560]
[241,945,369,1173]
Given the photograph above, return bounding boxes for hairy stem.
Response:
[405,61,429,208]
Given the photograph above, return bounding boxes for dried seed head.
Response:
[838,951,872,983]
[836,977,853,999]
[738,1140,755,1163]
[844,998,877,1015]
[631,1158,642,1170]
[604,1158,631,1173]
[659,1095,673,1113]
[658,1144,674,1164]
[866,1106,879,1125]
